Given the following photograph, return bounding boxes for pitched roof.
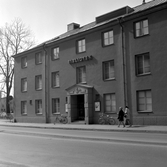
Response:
[45,0,167,45]
[133,0,167,13]
[14,0,167,56]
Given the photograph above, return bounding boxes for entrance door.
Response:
[77,95,85,120]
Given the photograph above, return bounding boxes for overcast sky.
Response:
[0,0,148,44]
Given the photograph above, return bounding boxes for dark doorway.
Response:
[77,95,85,120]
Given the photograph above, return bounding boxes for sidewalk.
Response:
[0,119,167,134]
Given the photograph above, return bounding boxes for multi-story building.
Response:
[13,0,167,125]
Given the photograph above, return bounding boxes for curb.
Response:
[0,123,167,134]
[2,129,167,146]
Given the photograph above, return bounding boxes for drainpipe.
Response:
[43,43,50,123]
[118,17,127,107]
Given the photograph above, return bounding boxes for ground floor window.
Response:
[104,93,116,113]
[137,90,152,112]
[52,98,60,114]
[21,101,27,114]
[35,99,42,114]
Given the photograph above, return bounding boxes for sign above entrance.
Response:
[68,55,93,64]
[70,87,87,94]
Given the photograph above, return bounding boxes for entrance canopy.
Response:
[65,84,94,124]
[66,84,93,95]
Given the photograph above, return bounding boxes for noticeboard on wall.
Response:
[65,104,68,113]
[95,102,100,111]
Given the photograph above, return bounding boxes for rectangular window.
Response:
[52,98,60,114]
[21,101,27,114]
[103,60,115,80]
[103,30,114,46]
[52,47,59,60]
[137,90,152,112]
[52,72,60,87]
[104,93,116,113]
[135,19,149,37]
[35,52,42,64]
[21,78,27,92]
[77,39,86,53]
[35,75,42,90]
[76,66,86,83]
[21,57,27,68]
[136,53,150,75]
[35,99,42,114]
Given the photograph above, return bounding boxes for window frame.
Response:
[103,60,115,81]
[77,38,86,53]
[35,99,42,114]
[21,56,27,68]
[104,93,116,113]
[76,66,86,84]
[35,75,42,90]
[21,101,27,115]
[35,52,42,65]
[135,52,151,76]
[51,47,59,60]
[52,71,60,88]
[52,98,60,114]
[21,78,27,92]
[137,90,152,113]
[134,19,149,38]
[102,30,114,46]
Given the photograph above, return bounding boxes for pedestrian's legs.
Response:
[124,118,127,125]
[118,121,121,127]
[123,121,125,127]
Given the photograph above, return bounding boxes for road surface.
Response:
[0,126,167,167]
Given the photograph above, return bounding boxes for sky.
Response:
[0,0,148,45]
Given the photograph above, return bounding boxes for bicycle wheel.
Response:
[54,117,58,124]
[62,117,68,124]
[8,114,13,121]
[108,118,115,125]
[98,118,105,124]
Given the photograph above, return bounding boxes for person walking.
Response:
[124,106,132,127]
[117,107,125,127]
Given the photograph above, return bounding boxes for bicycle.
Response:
[0,112,14,122]
[54,114,68,124]
[98,113,115,125]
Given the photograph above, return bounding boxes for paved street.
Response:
[1,126,167,145]
[0,124,167,167]
[0,131,167,167]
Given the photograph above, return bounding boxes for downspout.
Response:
[118,17,127,107]
[43,43,50,123]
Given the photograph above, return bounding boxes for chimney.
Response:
[142,0,146,4]
[67,23,80,32]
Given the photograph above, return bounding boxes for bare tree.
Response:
[0,18,35,113]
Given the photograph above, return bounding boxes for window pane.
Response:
[104,93,116,113]
[77,66,86,83]
[36,100,42,114]
[137,90,152,112]
[52,72,60,87]
[21,101,27,114]
[52,47,59,59]
[78,39,86,53]
[52,98,60,113]
[36,75,42,90]
[136,54,150,75]
[21,57,27,68]
[104,31,113,45]
[104,60,115,80]
[21,78,27,92]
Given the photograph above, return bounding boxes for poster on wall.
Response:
[65,104,68,113]
[95,102,100,111]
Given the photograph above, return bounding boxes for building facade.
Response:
[13,0,167,125]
